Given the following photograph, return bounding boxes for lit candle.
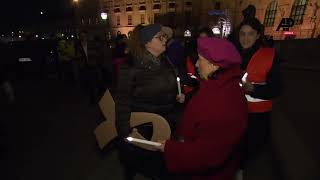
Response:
[177,77,182,96]
[241,72,248,83]
[126,137,161,147]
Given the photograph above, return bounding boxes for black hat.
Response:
[240,5,264,34]
[242,5,256,19]
[139,24,162,45]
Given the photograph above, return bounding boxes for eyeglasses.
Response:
[153,34,167,41]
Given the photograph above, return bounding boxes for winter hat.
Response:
[139,24,162,45]
[197,37,241,68]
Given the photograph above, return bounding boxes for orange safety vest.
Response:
[245,48,275,113]
[183,56,198,94]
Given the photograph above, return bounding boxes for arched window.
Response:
[264,1,278,27]
[290,0,308,25]
[139,6,146,11]
[126,7,133,12]
[114,8,120,13]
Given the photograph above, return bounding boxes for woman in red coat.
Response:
[158,37,247,180]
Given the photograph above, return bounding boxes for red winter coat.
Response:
[164,66,247,180]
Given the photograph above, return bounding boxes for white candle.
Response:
[241,72,248,83]
[177,77,182,96]
[126,137,161,147]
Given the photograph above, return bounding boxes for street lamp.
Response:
[100,12,108,41]
[101,12,108,20]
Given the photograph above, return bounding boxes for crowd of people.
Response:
[107,4,282,180]
[0,4,282,180]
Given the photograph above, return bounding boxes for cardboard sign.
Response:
[94,90,171,151]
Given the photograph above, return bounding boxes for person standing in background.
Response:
[236,7,282,170]
[75,31,103,104]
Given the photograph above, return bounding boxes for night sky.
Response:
[0,0,72,30]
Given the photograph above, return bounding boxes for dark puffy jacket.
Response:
[115,51,179,137]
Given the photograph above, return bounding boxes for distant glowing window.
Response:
[141,14,145,24]
[128,15,132,25]
[184,30,191,37]
[264,1,278,27]
[117,16,120,26]
[290,0,308,25]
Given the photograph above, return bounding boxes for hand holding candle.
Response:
[177,77,182,96]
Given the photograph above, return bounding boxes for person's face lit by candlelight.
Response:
[239,25,260,49]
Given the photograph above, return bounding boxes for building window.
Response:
[139,6,146,11]
[114,8,120,13]
[263,0,278,27]
[126,7,133,12]
[128,15,132,25]
[117,16,120,26]
[169,3,176,9]
[141,14,145,24]
[153,4,161,10]
[290,0,308,25]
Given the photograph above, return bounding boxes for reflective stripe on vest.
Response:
[246,48,275,113]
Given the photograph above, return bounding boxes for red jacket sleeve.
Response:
[164,117,244,174]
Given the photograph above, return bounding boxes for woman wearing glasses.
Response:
[114,24,186,180]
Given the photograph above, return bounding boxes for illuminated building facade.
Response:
[234,0,320,39]
[100,0,320,39]
[101,0,238,37]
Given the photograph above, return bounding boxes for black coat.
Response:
[115,51,180,137]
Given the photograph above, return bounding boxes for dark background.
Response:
[0,0,72,31]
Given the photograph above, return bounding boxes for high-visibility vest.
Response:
[183,56,198,94]
[245,48,275,113]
